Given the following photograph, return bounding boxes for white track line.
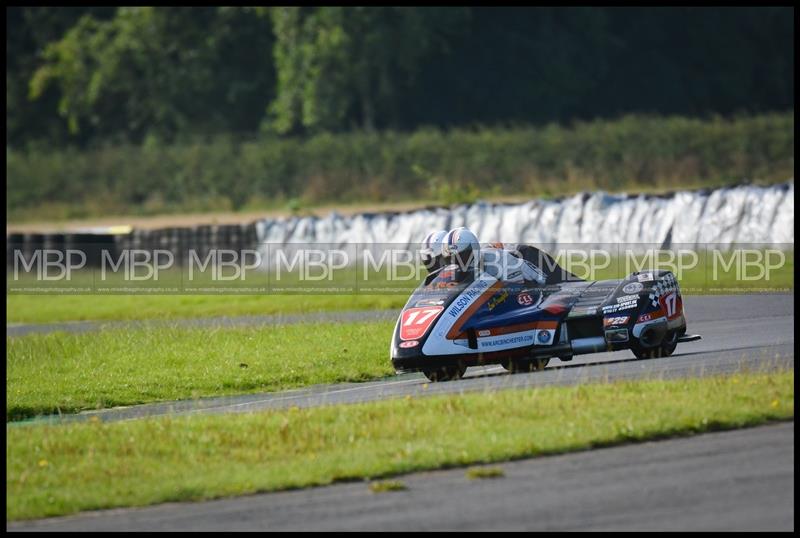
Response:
[142,365,508,419]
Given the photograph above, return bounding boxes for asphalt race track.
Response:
[7,293,795,530]
[15,294,794,425]
[10,423,794,531]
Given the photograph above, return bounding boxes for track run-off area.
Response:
[10,294,793,425]
[10,422,793,531]
[7,293,794,531]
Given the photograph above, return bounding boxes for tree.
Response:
[267,7,469,134]
[27,7,275,145]
[8,7,794,147]
[6,6,115,147]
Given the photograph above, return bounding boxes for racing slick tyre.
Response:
[630,330,679,359]
[422,361,467,382]
[501,357,550,373]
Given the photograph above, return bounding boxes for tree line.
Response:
[8,113,794,221]
[7,6,794,149]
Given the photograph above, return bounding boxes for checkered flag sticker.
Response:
[649,272,679,307]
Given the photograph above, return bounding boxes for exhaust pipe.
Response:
[529,337,608,358]
[570,337,607,355]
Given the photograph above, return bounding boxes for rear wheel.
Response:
[501,357,550,373]
[422,362,467,382]
[631,330,678,359]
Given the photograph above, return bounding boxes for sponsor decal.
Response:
[487,289,509,310]
[616,294,639,304]
[637,272,654,282]
[399,340,419,348]
[517,292,534,306]
[636,305,664,323]
[648,273,679,307]
[445,279,502,340]
[602,300,638,314]
[622,282,644,294]
[468,321,559,340]
[537,330,551,343]
[517,290,542,307]
[659,291,682,320]
[478,333,534,349]
[446,279,491,318]
[415,299,444,307]
[603,315,630,327]
[426,281,459,290]
[399,306,443,340]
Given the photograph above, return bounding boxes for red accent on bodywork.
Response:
[399,306,443,340]
[638,306,665,323]
[659,292,683,320]
[543,302,568,315]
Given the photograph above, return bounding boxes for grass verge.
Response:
[6,370,794,521]
[7,322,396,421]
[6,293,407,325]
[465,467,505,480]
[368,480,407,493]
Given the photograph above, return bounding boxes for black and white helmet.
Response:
[442,227,480,269]
[420,230,448,272]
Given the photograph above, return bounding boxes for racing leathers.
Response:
[480,244,547,286]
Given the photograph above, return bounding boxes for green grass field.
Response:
[6,293,406,325]
[7,251,793,324]
[7,248,793,420]
[7,322,396,421]
[6,370,793,521]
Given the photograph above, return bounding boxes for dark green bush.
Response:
[6,112,794,221]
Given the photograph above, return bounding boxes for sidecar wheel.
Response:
[501,357,550,373]
[422,362,467,382]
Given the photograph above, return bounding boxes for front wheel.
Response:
[501,357,550,373]
[422,362,467,382]
[631,330,678,359]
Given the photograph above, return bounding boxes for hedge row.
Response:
[7,112,794,220]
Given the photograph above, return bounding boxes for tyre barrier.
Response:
[7,223,263,268]
[7,181,794,269]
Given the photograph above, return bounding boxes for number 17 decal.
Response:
[660,292,682,320]
[400,306,443,340]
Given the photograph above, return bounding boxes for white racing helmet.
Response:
[442,227,480,269]
[420,230,448,272]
